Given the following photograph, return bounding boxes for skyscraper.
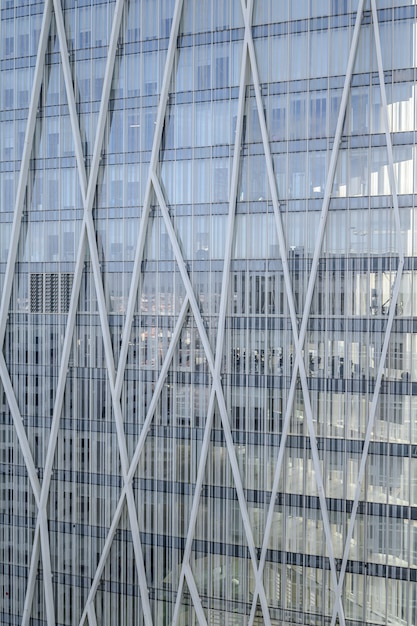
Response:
[1,0,417,624]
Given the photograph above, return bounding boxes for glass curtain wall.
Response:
[1,1,417,625]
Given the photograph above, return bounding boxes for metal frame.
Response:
[1,0,409,624]
[247,4,366,625]
[0,1,56,623]
[330,4,404,624]
[152,168,271,619]
[87,605,98,626]
[171,1,251,620]
[77,296,190,626]
[243,1,364,623]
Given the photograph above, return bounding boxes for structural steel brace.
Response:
[0,1,407,624]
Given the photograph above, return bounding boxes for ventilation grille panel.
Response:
[30,273,74,313]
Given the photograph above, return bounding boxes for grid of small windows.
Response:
[1,1,417,625]
[29,273,73,313]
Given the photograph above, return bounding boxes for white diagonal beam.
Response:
[82,2,185,616]
[21,517,40,623]
[52,0,88,202]
[287,4,366,619]
[184,564,208,626]
[23,0,182,613]
[34,0,92,522]
[115,0,185,400]
[19,0,93,615]
[76,1,185,620]
[292,1,365,382]
[0,355,41,505]
[0,1,56,623]
[152,172,271,619]
[78,296,190,626]
[0,0,51,513]
[370,0,403,264]
[78,488,132,626]
[171,384,217,625]
[22,0,147,621]
[63,0,153,619]
[241,0,337,621]
[83,211,153,620]
[124,297,190,481]
[0,0,52,345]
[172,12,250,623]
[330,4,405,624]
[87,604,98,626]
[21,0,94,608]
[22,230,88,624]
[248,1,367,623]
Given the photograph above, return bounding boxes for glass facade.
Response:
[1,0,417,624]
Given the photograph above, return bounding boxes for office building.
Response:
[1,0,417,624]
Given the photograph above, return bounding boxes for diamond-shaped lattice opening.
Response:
[30,578,46,623]
[185,405,259,611]
[53,579,87,625]
[121,214,194,453]
[343,574,367,624]
[138,208,186,315]
[48,384,122,597]
[93,183,142,367]
[63,0,118,162]
[132,454,186,620]
[133,393,201,534]
[48,436,98,583]
[3,47,82,467]
[134,468,184,619]
[44,252,124,588]
[91,504,147,625]
[5,22,81,467]
[129,256,186,372]
[0,405,34,491]
[173,579,200,626]
[262,560,284,614]
[1,467,36,618]
[5,250,79,447]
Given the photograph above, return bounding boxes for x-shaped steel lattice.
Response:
[0,1,403,624]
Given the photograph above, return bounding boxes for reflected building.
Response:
[1,0,417,625]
